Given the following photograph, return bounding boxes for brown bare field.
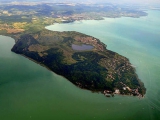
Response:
[6,28,24,33]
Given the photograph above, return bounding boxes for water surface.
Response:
[0,10,160,120]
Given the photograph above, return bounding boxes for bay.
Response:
[0,10,160,120]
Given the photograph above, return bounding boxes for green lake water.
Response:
[0,10,160,120]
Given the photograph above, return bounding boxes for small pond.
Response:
[72,44,94,51]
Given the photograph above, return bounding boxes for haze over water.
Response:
[0,10,160,120]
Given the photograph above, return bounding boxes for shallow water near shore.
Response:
[0,10,160,120]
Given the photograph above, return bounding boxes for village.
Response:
[103,81,143,97]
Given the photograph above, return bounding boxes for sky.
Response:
[39,0,160,4]
[69,0,160,4]
[0,0,160,5]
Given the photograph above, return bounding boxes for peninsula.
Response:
[11,29,146,97]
